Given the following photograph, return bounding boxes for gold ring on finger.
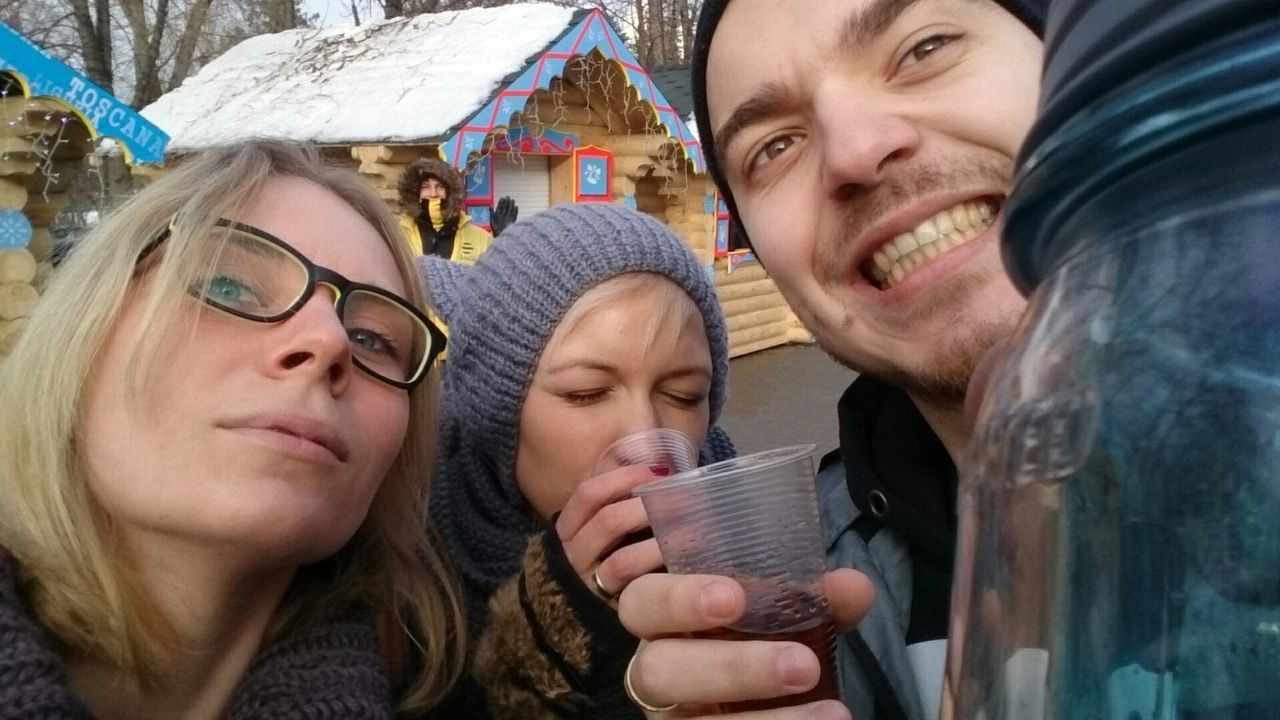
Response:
[625,652,678,713]
[591,567,619,601]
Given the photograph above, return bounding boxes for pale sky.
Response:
[303,0,355,28]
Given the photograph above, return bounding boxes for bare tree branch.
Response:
[165,0,214,99]
[66,0,113,90]
[117,0,159,104]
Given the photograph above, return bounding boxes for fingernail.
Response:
[808,702,852,720]
[698,581,738,621]
[648,464,670,476]
[777,646,816,689]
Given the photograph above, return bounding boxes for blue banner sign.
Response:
[0,22,168,165]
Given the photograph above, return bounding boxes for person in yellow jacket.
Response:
[397,157,517,263]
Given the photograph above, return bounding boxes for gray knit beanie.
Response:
[423,203,736,610]
[419,252,467,321]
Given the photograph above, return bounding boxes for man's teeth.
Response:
[869,200,997,288]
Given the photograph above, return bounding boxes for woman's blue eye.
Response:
[206,275,258,306]
[348,327,401,359]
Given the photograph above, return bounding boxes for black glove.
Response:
[491,196,519,237]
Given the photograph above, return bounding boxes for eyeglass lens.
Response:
[195,227,430,385]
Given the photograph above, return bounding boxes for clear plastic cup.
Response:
[632,444,839,711]
[592,428,698,477]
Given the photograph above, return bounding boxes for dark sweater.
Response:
[0,553,393,719]
[836,376,957,646]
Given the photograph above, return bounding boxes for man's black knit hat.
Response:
[691,0,1047,246]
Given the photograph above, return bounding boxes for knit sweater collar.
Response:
[0,553,393,719]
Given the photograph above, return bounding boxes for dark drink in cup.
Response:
[701,585,840,711]
[701,615,840,712]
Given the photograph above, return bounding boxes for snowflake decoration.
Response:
[0,209,33,250]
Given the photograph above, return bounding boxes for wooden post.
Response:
[0,279,38,320]
[0,317,27,355]
[0,250,36,284]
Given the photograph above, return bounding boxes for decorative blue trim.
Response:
[491,126,578,155]
[442,10,703,172]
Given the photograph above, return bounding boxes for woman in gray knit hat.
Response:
[421,202,735,719]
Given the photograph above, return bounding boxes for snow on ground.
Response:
[140,4,575,152]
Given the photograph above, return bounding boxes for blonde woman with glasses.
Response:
[0,142,463,718]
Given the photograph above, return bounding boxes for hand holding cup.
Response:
[628,445,848,712]
[617,570,872,718]
[556,429,697,602]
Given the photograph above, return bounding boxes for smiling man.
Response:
[701,0,1042,457]
[616,1,1046,718]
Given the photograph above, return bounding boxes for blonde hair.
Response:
[0,141,464,710]
[553,272,706,352]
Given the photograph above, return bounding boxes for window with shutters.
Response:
[492,155,551,217]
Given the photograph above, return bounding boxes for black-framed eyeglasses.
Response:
[142,217,445,390]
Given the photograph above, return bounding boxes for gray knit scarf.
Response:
[0,553,392,719]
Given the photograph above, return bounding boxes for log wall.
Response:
[713,259,811,357]
[0,99,90,357]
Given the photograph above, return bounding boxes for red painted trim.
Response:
[568,20,589,55]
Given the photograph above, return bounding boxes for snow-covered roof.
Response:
[140,4,577,152]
